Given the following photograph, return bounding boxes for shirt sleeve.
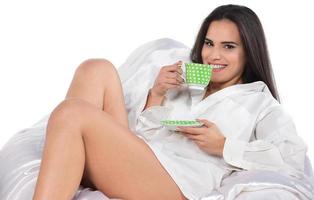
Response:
[223,106,307,178]
[135,105,172,141]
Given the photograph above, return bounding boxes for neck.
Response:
[204,77,243,99]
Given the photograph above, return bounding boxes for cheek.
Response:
[201,46,208,62]
[231,52,245,69]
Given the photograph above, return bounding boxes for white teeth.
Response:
[211,65,225,69]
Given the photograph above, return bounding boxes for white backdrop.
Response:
[1,0,313,163]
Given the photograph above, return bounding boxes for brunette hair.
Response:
[191,4,280,101]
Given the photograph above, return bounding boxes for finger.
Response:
[173,60,182,66]
[178,127,201,135]
[163,77,182,85]
[177,67,183,75]
[175,72,185,83]
[165,72,178,79]
[196,119,215,127]
[163,64,181,73]
[175,61,183,74]
[165,72,184,84]
[161,82,182,90]
[181,132,203,142]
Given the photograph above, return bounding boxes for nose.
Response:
[210,47,221,60]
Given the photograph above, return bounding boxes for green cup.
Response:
[183,63,212,90]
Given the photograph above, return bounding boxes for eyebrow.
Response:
[205,38,239,45]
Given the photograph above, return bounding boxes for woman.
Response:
[33,4,307,200]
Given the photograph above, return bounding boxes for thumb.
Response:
[174,60,182,66]
[196,119,214,127]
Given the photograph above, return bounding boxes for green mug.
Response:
[183,63,212,90]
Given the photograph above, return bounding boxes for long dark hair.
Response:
[191,4,280,101]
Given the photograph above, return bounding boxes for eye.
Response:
[224,44,236,49]
[204,40,213,47]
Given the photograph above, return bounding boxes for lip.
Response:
[212,67,226,73]
[209,63,227,66]
[209,63,227,72]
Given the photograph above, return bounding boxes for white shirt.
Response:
[135,81,307,200]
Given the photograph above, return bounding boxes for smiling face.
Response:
[202,19,246,89]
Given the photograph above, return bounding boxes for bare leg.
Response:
[65,59,128,127]
[64,59,129,188]
[33,59,186,199]
[32,99,186,200]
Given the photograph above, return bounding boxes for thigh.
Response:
[74,100,186,200]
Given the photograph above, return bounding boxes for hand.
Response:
[150,61,184,97]
[178,119,226,157]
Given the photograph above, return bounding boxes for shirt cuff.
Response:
[139,105,172,125]
[223,138,247,168]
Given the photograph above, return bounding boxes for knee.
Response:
[48,99,88,126]
[75,58,118,78]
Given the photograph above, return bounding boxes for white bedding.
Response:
[0,38,313,200]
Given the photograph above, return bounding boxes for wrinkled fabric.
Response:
[0,38,314,200]
[135,81,309,199]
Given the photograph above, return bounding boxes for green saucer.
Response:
[160,120,204,131]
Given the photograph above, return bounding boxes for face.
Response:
[202,19,246,88]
